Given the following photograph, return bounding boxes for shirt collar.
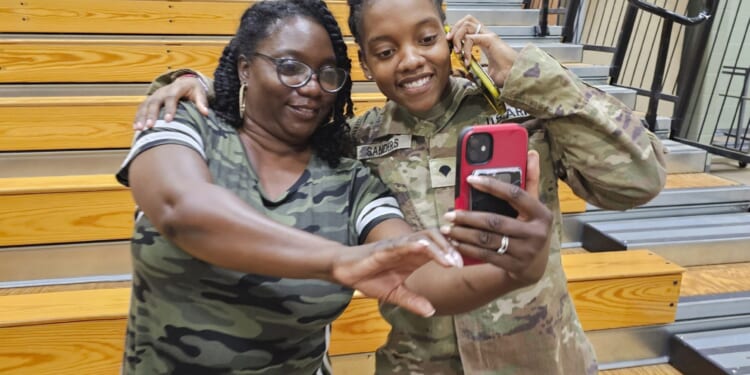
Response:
[372,77,481,138]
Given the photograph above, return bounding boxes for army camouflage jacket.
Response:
[349,44,666,375]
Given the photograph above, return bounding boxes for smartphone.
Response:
[455,124,528,264]
[444,25,505,116]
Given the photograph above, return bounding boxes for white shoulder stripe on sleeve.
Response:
[355,196,403,235]
[120,130,207,169]
[153,119,204,148]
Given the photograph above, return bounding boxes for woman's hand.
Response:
[134,75,210,130]
[441,150,552,285]
[331,228,463,318]
[446,15,519,88]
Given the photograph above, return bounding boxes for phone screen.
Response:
[470,168,522,217]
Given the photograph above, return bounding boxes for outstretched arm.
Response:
[126,141,461,318]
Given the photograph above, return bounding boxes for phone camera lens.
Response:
[467,133,493,164]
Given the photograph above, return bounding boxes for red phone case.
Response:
[455,123,528,265]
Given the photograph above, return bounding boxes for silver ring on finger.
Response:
[496,235,510,255]
[475,24,482,35]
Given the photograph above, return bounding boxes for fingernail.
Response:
[443,211,456,222]
[424,308,436,317]
[440,225,451,234]
[417,239,430,247]
[451,250,464,268]
[467,175,481,183]
[446,250,464,268]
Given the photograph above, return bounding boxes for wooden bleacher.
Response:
[0,250,685,374]
[3,1,726,374]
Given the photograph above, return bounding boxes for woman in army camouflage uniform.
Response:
[346,1,665,374]
[119,0,554,374]
[132,0,667,373]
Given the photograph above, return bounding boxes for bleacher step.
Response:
[0,150,127,178]
[662,139,710,173]
[586,173,750,211]
[589,263,750,369]
[590,291,750,369]
[448,0,524,7]
[561,250,684,331]
[670,326,750,375]
[0,175,134,247]
[487,25,562,37]
[581,213,750,266]
[0,242,131,288]
[596,84,637,109]
[507,42,583,63]
[0,250,684,374]
[566,64,611,85]
[563,202,750,245]
[446,8,540,26]
[494,35,562,44]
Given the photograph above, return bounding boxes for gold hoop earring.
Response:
[238,82,247,119]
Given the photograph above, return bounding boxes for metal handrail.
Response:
[610,0,717,130]
[536,0,550,37]
[562,0,582,43]
[627,0,714,26]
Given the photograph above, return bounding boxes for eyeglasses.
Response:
[253,53,348,93]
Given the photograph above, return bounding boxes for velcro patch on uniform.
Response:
[356,135,412,160]
[487,105,529,124]
[429,157,456,188]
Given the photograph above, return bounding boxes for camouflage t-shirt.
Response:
[351,44,666,375]
[116,102,403,375]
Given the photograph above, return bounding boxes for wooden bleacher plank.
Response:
[0,38,368,83]
[665,173,740,189]
[559,179,587,213]
[599,364,683,375]
[563,250,684,331]
[0,93,386,152]
[0,97,136,151]
[0,174,126,195]
[0,319,126,375]
[0,175,134,246]
[568,273,681,331]
[0,0,352,36]
[562,249,684,282]
[0,289,129,327]
[329,295,389,356]
[0,39,225,83]
[350,93,388,116]
[679,262,750,297]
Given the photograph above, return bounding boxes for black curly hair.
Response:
[213,0,354,167]
[347,0,446,48]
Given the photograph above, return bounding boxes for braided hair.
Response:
[213,0,354,167]
[347,0,446,47]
